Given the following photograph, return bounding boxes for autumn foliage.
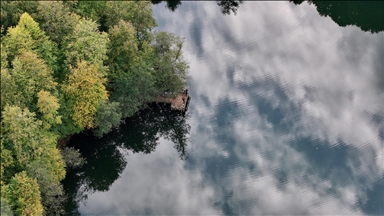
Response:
[0,2,189,215]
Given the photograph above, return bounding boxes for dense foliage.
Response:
[1,1,189,215]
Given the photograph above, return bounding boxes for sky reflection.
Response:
[78,1,383,215]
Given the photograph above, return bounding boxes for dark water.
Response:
[63,2,384,215]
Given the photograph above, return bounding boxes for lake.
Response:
[63,1,384,215]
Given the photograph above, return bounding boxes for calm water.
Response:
[63,2,384,215]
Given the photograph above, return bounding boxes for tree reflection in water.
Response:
[291,1,384,33]
[63,103,191,215]
[151,0,383,33]
[216,0,244,15]
[151,0,244,15]
[151,0,182,12]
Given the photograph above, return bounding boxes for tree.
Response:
[110,60,156,118]
[10,51,57,112]
[0,44,21,113]
[94,100,122,137]
[62,60,108,129]
[1,43,7,67]
[107,20,156,118]
[37,90,62,130]
[2,171,44,216]
[104,1,157,43]
[26,161,66,215]
[34,1,80,45]
[60,147,85,170]
[64,18,109,73]
[0,68,20,114]
[72,1,108,26]
[2,23,34,64]
[151,31,189,96]
[107,20,138,80]
[71,1,157,40]
[1,105,66,214]
[1,106,59,173]
[0,1,39,32]
[3,13,58,71]
[0,197,13,216]
[0,140,14,185]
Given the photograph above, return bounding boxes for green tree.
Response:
[55,100,83,138]
[2,23,34,64]
[94,100,122,137]
[26,161,66,215]
[62,60,108,129]
[73,1,108,26]
[72,1,157,39]
[105,1,157,43]
[1,197,13,216]
[60,147,85,170]
[39,147,66,183]
[107,20,138,80]
[0,45,21,113]
[1,105,66,212]
[64,18,109,73]
[34,1,80,45]
[37,90,62,130]
[107,20,157,118]
[110,61,156,118]
[2,171,44,216]
[0,140,14,185]
[3,13,58,71]
[0,68,20,113]
[10,51,57,112]
[0,1,38,32]
[1,43,7,67]
[1,105,58,173]
[151,31,189,96]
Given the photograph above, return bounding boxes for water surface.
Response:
[64,1,384,215]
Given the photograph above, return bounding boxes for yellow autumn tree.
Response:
[2,171,44,216]
[63,60,108,129]
[3,12,57,71]
[37,90,61,129]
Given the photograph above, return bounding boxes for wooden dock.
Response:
[157,92,190,111]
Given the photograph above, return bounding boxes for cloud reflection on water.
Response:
[79,1,383,215]
[157,1,383,214]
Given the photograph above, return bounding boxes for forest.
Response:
[0,1,189,215]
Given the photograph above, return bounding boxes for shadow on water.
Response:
[62,103,191,215]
